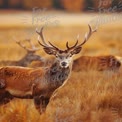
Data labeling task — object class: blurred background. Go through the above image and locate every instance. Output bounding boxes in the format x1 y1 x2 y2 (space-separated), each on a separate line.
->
0 0 121 58
0 0 122 60
0 0 121 11
0 1 122 122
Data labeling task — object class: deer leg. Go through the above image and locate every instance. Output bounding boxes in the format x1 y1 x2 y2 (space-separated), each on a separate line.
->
34 96 49 114
0 79 6 89
0 91 14 105
0 80 13 105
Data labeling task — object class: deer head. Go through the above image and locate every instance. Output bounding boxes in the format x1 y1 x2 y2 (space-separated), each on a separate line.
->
36 25 97 68
13 38 43 63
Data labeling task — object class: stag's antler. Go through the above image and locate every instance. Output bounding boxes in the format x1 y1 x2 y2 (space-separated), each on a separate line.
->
66 24 97 51
66 35 79 50
13 37 40 52
78 24 97 47
36 27 48 46
36 27 61 51
36 24 97 53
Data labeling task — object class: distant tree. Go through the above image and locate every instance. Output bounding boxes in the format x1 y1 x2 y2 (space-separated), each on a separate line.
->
60 0 85 12
8 0 23 8
53 0 63 9
23 0 53 9
0 0 3 8
0 0 9 8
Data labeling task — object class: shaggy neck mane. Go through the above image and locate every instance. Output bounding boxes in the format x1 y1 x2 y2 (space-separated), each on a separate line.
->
46 60 72 88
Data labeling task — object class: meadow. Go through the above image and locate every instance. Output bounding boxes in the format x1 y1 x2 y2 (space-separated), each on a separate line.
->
0 23 122 122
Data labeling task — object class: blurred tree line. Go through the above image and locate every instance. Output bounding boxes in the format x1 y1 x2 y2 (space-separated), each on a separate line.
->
0 0 121 12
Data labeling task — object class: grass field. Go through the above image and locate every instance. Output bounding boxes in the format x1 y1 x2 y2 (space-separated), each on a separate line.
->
0 15 122 122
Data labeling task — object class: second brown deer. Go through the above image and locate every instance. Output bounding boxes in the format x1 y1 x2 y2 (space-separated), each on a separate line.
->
0 39 44 67
72 55 121 72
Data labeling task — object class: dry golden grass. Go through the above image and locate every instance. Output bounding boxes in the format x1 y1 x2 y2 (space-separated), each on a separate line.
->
0 25 122 122
43 70 122 122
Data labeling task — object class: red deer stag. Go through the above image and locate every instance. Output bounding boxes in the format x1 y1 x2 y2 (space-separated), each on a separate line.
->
0 38 44 67
0 24 97 114
30 27 121 72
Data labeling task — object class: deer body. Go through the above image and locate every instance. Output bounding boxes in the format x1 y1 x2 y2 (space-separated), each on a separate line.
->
0 59 71 97
73 55 121 72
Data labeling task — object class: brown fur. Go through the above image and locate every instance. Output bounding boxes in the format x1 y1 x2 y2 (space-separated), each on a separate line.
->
0 57 72 113
0 66 45 97
72 55 121 72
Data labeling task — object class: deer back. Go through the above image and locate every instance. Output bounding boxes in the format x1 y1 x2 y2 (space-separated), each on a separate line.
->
72 55 121 72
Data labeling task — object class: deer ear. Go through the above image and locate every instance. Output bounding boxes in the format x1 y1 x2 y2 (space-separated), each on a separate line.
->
43 48 56 55
71 47 82 55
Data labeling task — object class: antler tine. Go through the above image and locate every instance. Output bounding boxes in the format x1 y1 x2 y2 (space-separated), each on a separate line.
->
66 42 70 49
66 35 79 50
67 40 79 50
14 37 39 53
13 37 34 52
36 27 61 51
78 24 97 47
38 40 48 48
36 27 49 47
26 39 35 48
48 41 60 51
26 39 40 52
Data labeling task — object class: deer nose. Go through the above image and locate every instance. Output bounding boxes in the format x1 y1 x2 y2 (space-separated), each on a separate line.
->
61 62 67 67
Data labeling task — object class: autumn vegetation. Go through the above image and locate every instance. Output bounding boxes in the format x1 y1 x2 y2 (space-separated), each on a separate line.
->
1 0 121 12
0 24 122 122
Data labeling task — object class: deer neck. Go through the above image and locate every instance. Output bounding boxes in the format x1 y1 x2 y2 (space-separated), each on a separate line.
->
18 54 31 67
47 60 72 88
